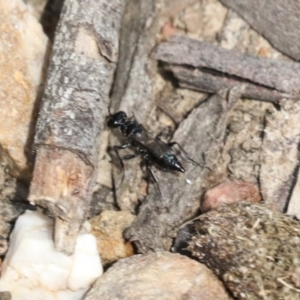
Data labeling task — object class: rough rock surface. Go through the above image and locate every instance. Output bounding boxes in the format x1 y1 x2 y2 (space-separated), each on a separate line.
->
219 0 300 60
201 180 261 212
85 252 229 300
90 210 135 266
0 210 102 300
0 0 48 180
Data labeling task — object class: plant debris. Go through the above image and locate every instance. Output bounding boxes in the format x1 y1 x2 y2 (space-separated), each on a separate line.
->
177 201 300 300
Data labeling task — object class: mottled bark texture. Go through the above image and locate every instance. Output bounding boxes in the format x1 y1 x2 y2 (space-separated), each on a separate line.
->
219 0 300 61
29 0 125 254
152 35 300 99
164 64 288 104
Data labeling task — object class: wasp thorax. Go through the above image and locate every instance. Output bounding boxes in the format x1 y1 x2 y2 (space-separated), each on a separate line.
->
107 111 127 128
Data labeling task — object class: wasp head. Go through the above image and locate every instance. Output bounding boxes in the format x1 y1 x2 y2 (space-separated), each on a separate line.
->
107 111 127 128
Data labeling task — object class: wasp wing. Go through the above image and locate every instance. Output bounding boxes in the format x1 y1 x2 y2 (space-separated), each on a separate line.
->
130 126 173 158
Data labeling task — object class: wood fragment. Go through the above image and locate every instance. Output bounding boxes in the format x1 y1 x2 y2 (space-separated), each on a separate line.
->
29 0 125 254
166 65 288 103
152 35 300 97
85 252 229 300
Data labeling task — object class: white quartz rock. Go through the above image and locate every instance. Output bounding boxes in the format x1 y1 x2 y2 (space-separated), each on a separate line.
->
0 210 103 300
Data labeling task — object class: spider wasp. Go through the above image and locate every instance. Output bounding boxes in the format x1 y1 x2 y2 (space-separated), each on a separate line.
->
108 110 203 197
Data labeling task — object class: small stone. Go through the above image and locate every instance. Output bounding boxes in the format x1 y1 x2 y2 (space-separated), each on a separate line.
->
85 252 229 300
0 221 10 238
187 202 300 299
0 210 102 300
201 180 261 212
0 0 48 181
161 21 181 40
90 210 135 266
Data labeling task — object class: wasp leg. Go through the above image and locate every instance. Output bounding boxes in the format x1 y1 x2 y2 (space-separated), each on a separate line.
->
122 153 139 160
114 143 130 169
168 142 199 166
146 163 162 198
155 131 163 140
113 143 131 186
168 142 211 170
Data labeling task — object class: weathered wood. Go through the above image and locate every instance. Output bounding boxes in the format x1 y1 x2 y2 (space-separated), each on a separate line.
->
29 146 93 253
152 35 300 96
219 0 300 61
166 65 288 103
29 0 125 254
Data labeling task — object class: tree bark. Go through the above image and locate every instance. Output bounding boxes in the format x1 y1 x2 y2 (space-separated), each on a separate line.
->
152 35 300 97
29 0 125 254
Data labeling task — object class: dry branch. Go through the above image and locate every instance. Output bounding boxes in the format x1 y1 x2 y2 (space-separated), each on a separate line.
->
29 0 125 254
152 35 300 100
165 65 288 103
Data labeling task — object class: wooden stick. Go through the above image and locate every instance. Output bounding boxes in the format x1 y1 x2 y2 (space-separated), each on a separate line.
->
166 65 289 104
152 35 300 98
29 0 125 255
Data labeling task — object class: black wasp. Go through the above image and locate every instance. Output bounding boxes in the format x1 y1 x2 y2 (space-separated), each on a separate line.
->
107 111 201 197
